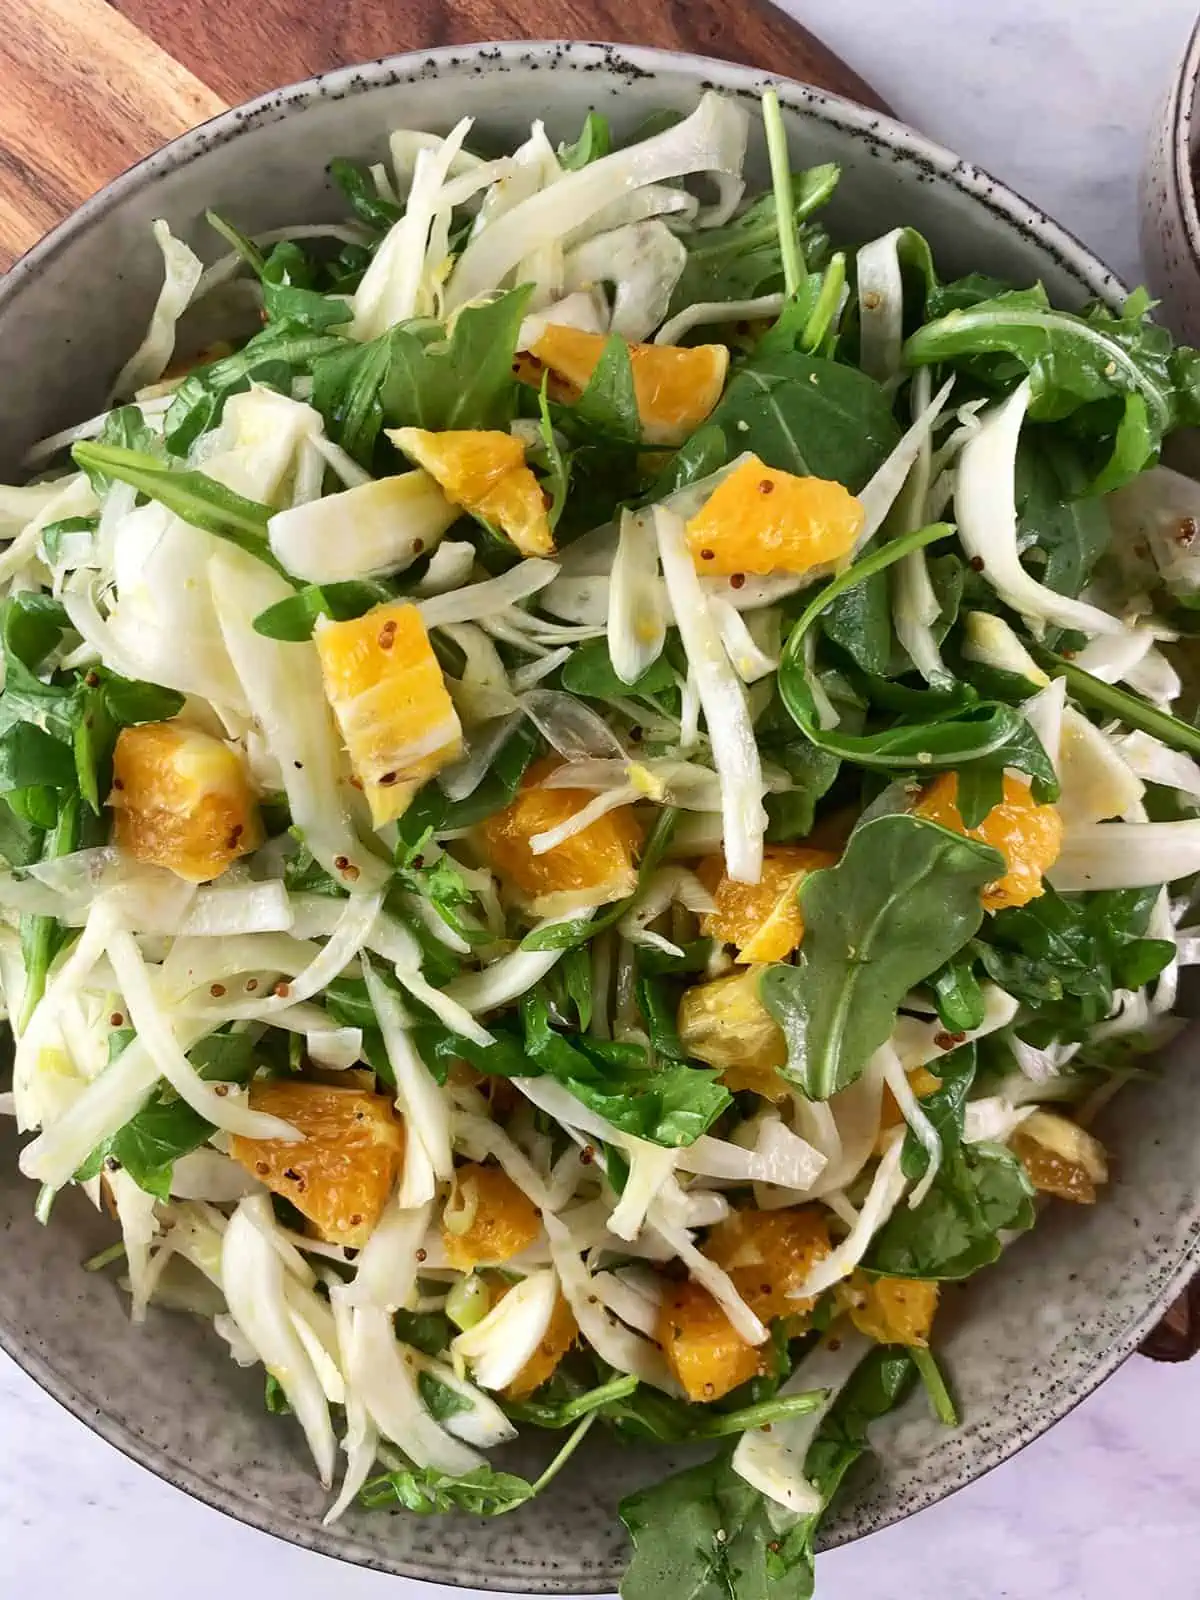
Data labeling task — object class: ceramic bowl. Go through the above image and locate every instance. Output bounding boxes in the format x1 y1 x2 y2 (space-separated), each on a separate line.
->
1143 13 1200 344
1 39 1197 1594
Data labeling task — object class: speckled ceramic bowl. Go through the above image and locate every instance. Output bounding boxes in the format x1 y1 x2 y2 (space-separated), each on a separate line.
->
1 39 1198 1594
1142 13 1200 344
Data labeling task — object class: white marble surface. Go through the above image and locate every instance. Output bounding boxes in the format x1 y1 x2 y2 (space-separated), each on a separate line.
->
5 3 1200 1597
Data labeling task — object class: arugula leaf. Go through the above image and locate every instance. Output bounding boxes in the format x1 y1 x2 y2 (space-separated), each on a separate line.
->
75 1032 257 1198
505 1371 640 1429
534 379 573 529
0 724 77 793
777 525 1059 807
669 164 839 313
77 406 162 492
252 578 395 641
561 638 678 701
164 324 346 455
866 1140 1036 1279
903 289 1200 492
1017 432 1111 603
361 1462 535 1515
18 789 80 1029
1029 643 1200 761
70 443 295 581
763 742 842 842
397 720 541 846
261 241 354 332
393 1307 455 1356
619 1348 915 1600
381 287 533 432
417 1370 474 1422
760 814 1002 1099
702 350 901 489
329 157 403 233
900 1042 976 1182
930 959 987 1032
567 334 641 445
520 989 730 1146
558 111 612 170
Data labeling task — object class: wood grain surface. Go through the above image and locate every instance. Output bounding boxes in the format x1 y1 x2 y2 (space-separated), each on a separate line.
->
0 0 887 268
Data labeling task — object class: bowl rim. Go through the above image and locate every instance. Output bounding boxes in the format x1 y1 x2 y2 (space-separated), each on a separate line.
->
1168 12 1200 275
1 35 1194 1593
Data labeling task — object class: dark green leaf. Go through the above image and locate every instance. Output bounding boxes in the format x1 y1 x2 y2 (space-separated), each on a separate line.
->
558 112 612 170
393 1307 455 1357
702 350 900 489
759 814 1002 1098
379 287 533 433
329 157 403 233
417 1370 474 1422
900 1042 976 1181
931 960 986 1032
79 406 161 491
561 639 678 700
252 578 395 641
360 1463 534 1516
0 724 77 792
165 325 346 455
568 334 641 445
867 1141 1036 1279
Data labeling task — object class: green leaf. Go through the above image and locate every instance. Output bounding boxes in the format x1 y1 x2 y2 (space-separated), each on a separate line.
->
380 287 534 433
866 1141 1036 1279
164 325 346 455
558 111 612 170
328 157 403 233
393 1307 455 1356
759 814 1002 1099
75 1031 257 1197
534 378 573 529
702 350 901 489
417 1370 474 1422
560 639 678 700
568 333 641 444
1029 643 1200 761
40 515 99 566
0 724 77 792
252 578 394 641
399 720 541 840
521 989 730 1146
70 443 295 581
505 1372 639 1429
669 163 839 313
99 674 187 727
900 1042 976 1181
903 290 1200 492
930 959 986 1031
79 406 161 492
261 241 354 332
1016 433 1111 602
18 790 80 1029
360 1463 534 1516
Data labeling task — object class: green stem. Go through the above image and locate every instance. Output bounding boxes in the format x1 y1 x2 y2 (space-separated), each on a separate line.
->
18 790 81 1031
83 1241 128 1272
912 1347 958 1426
762 89 803 298
506 1372 639 1428
784 522 955 665
695 1388 826 1438
802 252 847 353
527 1411 599 1497
1030 645 1200 759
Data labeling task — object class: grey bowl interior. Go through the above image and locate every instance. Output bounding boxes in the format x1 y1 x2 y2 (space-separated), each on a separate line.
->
1 39 1197 1595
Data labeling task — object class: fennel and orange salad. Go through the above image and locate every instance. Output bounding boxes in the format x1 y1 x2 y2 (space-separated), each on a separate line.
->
5 87 1200 1597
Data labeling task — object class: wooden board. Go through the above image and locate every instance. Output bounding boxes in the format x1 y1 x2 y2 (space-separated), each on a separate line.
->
0 0 888 268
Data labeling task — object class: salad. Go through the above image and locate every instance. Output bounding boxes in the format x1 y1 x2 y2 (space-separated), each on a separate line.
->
5 85 1200 1598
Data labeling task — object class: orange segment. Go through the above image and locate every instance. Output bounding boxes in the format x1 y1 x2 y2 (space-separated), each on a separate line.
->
441 1162 542 1269
479 755 642 914
677 967 789 1100
315 600 462 827
657 1279 764 1402
530 325 729 446
230 1081 403 1246
835 1272 940 1346
110 722 262 883
914 772 1063 910
705 1206 831 1320
389 426 553 557
685 456 864 577
1010 1111 1107 1204
697 845 837 963
503 1291 579 1400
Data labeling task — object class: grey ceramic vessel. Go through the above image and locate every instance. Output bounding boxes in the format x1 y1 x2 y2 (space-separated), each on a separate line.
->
1 38 1197 1595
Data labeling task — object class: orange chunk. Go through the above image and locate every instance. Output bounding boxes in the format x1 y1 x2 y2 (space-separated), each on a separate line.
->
230 1081 403 1246
657 1279 764 1402
685 456 864 577
677 967 788 1100
504 1291 579 1400
110 722 262 883
697 845 837 963
315 600 462 826
389 426 553 557
914 771 1062 910
835 1271 940 1347
1010 1110 1107 1204
705 1205 831 1320
441 1163 542 1269
530 325 729 446
479 755 642 915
